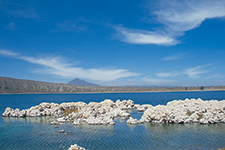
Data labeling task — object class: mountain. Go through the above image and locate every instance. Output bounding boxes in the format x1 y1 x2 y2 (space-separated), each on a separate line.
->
0 76 223 94
67 78 99 86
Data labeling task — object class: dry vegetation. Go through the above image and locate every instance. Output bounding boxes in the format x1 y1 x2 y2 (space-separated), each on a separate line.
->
1 77 225 94
186 110 193 116
63 108 79 115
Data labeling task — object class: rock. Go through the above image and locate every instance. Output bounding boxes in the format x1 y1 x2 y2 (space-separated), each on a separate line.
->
109 121 115 125
50 120 59 125
100 99 115 107
116 99 135 109
120 117 127 120
134 104 141 109
3 98 225 125
199 118 208 124
142 104 152 109
68 144 85 150
119 111 130 117
57 117 66 123
72 119 80 125
58 130 65 133
126 117 138 124
2 107 14 117
136 106 146 112
139 98 225 124
18 110 26 117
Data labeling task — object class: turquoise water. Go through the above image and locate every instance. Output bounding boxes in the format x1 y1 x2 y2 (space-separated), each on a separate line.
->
1 91 225 150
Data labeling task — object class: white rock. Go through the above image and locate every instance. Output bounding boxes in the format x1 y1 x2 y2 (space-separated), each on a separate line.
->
50 120 59 125
72 119 80 125
136 106 146 112
57 117 66 123
68 144 85 150
126 117 138 124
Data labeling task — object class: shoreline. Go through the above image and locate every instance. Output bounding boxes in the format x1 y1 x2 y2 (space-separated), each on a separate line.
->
0 89 225 95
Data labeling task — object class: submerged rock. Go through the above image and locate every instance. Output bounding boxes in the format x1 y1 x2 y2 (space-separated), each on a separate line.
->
58 130 65 133
50 120 59 125
57 117 66 123
126 117 138 124
68 144 85 150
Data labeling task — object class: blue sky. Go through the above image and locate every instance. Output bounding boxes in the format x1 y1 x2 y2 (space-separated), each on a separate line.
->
0 0 225 86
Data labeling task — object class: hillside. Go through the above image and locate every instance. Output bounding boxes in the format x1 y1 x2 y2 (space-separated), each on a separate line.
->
0 77 225 94
67 78 99 86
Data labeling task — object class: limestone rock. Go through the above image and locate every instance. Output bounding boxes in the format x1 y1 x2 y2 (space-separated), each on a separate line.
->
140 98 225 124
3 98 225 125
126 117 138 124
68 144 85 150
57 117 66 123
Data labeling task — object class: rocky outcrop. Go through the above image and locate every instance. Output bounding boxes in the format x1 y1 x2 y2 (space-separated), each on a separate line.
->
68 144 85 150
2 98 225 125
139 98 225 124
2 99 135 125
126 117 138 124
2 102 64 118
136 104 151 112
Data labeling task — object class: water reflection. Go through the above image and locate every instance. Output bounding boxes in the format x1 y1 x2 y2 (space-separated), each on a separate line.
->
143 123 225 149
1 115 225 150
143 122 225 134
2 116 53 124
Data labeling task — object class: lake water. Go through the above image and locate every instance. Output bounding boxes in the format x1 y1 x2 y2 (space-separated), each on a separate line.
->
0 91 225 150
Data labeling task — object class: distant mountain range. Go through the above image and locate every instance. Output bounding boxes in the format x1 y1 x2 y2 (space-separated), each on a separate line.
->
67 78 99 86
0 76 224 94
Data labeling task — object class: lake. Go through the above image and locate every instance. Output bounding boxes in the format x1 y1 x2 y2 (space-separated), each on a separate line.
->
0 91 225 150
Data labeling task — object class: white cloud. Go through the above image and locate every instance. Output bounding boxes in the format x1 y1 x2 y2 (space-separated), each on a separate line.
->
156 71 180 78
55 18 91 32
115 27 177 45
156 64 213 78
0 50 140 82
115 0 225 45
1 2 39 19
0 50 19 57
183 64 211 78
155 0 225 32
162 53 186 60
142 77 174 86
210 73 225 78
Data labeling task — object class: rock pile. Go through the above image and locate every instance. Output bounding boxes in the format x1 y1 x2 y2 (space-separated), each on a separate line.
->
2 98 225 125
68 144 85 150
2 102 65 117
126 117 138 124
139 98 225 124
2 99 136 125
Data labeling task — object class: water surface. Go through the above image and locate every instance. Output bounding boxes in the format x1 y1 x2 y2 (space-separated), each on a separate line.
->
1 91 225 150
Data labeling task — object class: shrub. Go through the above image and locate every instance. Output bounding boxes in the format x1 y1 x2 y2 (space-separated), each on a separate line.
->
63 108 78 115
186 110 193 116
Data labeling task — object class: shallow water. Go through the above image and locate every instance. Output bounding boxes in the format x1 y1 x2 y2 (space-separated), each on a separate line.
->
1 91 225 150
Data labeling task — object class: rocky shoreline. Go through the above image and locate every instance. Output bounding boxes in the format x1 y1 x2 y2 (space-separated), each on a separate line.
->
2 98 225 125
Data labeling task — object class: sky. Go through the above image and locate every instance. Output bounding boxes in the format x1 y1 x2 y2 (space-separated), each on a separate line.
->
0 0 225 86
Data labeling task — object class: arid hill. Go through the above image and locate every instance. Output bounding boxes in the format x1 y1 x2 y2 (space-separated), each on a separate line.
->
67 78 99 86
0 77 224 94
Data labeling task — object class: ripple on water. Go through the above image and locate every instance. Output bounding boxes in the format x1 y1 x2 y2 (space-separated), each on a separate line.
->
1 113 225 150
